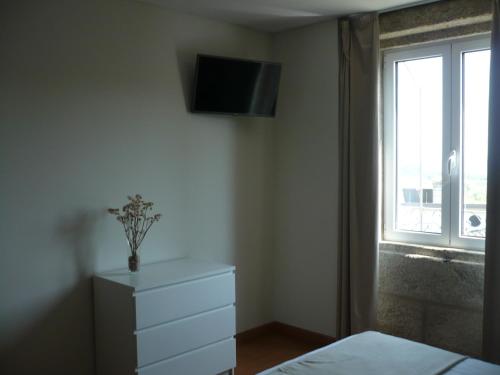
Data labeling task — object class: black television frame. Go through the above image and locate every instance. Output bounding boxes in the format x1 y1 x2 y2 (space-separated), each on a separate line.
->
190 54 282 117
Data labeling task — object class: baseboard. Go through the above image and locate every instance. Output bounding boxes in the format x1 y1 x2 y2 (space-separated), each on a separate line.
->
236 321 336 346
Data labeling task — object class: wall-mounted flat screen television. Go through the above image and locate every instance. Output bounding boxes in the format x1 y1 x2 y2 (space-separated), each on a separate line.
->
191 54 281 117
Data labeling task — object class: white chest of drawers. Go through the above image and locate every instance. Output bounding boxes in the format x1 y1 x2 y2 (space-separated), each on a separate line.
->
93 258 236 375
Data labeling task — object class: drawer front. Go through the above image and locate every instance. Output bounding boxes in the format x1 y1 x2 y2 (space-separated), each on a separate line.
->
135 272 235 329
138 338 236 375
136 305 235 366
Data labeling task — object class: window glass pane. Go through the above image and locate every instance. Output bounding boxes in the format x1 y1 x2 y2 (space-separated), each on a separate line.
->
396 57 443 233
462 49 490 238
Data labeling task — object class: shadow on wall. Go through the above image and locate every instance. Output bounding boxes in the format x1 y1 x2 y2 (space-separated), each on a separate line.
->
0 211 103 375
176 48 196 112
174 44 274 331
58 211 103 280
231 119 274 331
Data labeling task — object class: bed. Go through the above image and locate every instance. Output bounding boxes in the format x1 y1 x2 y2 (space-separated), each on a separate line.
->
258 331 500 375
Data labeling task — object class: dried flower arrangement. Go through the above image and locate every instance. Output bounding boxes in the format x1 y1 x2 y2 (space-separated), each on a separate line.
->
108 194 161 272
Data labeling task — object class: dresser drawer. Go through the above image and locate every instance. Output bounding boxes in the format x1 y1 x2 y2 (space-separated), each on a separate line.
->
136 305 235 366
137 338 235 375
135 272 235 329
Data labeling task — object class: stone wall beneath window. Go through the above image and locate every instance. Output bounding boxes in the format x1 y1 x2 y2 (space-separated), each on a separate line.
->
378 242 484 357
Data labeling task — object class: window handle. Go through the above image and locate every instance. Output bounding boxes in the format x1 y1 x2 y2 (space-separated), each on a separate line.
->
448 150 457 176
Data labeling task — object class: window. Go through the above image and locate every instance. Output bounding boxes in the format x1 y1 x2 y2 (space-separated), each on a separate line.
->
383 37 490 250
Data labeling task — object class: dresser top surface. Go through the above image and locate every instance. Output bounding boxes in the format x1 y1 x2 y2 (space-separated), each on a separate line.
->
95 257 235 291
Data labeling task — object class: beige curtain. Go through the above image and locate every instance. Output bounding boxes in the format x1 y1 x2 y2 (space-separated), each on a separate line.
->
337 14 380 338
483 0 500 365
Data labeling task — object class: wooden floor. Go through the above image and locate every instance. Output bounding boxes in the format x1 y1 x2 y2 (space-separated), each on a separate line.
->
235 330 327 375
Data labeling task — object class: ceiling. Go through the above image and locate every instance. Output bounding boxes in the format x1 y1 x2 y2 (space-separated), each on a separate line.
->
140 0 436 32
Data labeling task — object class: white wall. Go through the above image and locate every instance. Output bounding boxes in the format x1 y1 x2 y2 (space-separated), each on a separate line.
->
0 1 274 373
270 20 340 337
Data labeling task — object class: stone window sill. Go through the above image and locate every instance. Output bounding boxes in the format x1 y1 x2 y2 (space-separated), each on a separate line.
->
379 241 484 265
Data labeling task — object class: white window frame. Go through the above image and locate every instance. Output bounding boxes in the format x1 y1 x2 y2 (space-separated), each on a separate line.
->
383 36 490 251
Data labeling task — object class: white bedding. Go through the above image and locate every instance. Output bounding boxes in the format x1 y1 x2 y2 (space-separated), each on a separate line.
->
448 359 500 375
258 331 500 375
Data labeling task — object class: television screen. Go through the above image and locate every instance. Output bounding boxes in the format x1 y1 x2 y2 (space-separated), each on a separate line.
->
191 54 281 117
